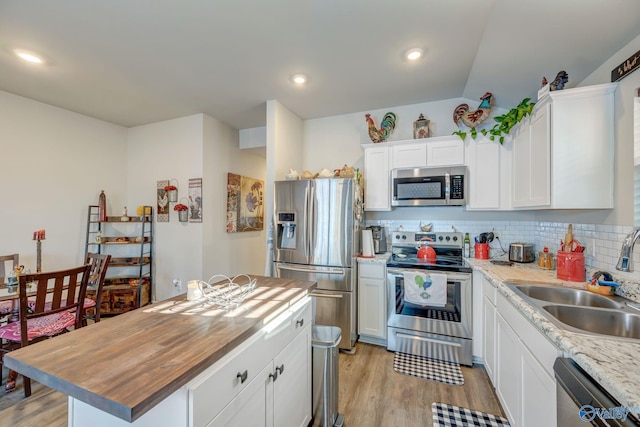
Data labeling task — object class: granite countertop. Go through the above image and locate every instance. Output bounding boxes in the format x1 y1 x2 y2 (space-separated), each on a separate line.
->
5 275 316 422
468 259 640 416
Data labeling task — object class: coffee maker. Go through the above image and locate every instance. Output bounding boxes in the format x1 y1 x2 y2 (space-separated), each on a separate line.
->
367 226 387 254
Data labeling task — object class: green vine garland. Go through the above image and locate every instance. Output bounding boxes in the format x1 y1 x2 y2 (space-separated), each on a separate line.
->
453 98 535 144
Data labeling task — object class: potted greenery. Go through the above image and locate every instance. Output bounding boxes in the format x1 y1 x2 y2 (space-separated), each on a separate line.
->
453 98 535 144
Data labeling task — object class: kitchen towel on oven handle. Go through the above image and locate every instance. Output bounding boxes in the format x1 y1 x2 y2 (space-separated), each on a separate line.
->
403 271 447 307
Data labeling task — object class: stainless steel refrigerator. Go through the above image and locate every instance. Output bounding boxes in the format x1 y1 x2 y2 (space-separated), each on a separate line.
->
273 178 361 351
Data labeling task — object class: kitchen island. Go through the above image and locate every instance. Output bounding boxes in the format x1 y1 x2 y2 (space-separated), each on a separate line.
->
5 275 315 426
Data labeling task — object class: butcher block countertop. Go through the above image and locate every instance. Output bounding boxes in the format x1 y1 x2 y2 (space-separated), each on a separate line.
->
4 275 315 423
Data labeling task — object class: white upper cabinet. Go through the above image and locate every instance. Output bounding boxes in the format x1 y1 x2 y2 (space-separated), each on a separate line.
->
512 83 617 209
363 144 391 211
391 142 427 168
390 136 464 169
466 135 512 210
425 136 465 167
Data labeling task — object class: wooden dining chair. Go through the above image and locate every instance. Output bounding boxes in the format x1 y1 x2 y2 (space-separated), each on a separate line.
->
83 253 111 324
0 254 20 317
0 264 91 397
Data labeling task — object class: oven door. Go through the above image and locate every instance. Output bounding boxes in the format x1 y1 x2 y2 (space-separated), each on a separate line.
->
387 268 472 339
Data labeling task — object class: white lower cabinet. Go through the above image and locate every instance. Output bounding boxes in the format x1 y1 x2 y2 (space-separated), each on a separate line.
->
209 325 312 427
493 291 559 427
273 327 312 427
481 278 496 382
358 262 387 344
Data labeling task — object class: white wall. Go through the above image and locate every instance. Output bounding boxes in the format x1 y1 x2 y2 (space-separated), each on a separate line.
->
0 91 127 271
127 114 204 301
202 114 267 281
265 100 304 274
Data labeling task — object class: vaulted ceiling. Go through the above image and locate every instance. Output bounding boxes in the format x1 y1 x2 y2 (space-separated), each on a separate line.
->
1 0 639 130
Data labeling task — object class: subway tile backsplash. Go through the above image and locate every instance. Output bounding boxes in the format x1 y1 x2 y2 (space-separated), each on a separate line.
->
366 219 640 286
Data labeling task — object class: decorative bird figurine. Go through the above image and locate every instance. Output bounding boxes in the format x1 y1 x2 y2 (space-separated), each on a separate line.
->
453 92 493 128
550 70 568 91
365 112 397 143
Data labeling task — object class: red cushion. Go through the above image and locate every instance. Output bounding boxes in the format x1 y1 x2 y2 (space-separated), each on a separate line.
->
83 298 96 308
0 311 76 342
0 301 14 316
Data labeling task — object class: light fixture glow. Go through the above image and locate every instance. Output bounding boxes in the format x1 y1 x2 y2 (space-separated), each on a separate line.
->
14 49 44 64
291 74 307 85
406 48 423 61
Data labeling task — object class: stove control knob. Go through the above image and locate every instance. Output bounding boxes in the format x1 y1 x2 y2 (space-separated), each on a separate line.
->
453 236 458 241
395 234 400 240
438 236 443 241
401 235 406 240
445 236 451 241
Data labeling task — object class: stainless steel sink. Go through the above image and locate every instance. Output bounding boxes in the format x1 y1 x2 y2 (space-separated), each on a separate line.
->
543 305 640 339
506 283 640 341
512 284 622 309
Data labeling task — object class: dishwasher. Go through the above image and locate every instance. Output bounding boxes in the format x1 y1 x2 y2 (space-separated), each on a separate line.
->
554 358 640 426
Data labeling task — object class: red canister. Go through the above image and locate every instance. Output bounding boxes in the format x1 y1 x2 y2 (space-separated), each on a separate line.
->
556 251 585 281
475 243 490 259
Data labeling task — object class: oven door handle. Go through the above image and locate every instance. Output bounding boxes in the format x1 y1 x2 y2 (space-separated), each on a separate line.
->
277 264 344 276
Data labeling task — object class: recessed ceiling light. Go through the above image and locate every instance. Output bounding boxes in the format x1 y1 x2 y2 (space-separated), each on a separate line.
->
291 74 307 85
14 49 44 64
405 48 423 61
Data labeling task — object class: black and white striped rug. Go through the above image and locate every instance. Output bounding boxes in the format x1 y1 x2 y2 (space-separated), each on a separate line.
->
393 352 464 386
432 402 510 427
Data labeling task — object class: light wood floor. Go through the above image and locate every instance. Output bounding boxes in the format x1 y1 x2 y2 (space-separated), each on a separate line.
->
0 342 504 427
339 342 505 427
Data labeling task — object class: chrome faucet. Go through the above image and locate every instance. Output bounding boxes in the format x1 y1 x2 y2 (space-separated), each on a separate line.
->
616 227 640 272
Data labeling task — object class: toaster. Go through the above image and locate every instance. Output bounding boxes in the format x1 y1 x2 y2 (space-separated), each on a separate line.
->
509 243 535 263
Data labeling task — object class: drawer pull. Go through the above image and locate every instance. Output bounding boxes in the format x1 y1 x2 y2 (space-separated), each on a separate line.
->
237 370 248 384
275 364 285 375
296 319 304 327
269 371 278 382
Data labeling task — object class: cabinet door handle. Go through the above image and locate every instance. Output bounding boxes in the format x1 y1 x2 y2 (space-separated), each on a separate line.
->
275 364 285 375
296 319 304 327
237 370 248 384
269 371 278 382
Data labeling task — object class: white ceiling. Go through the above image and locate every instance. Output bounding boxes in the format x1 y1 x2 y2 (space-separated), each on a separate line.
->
1 0 639 130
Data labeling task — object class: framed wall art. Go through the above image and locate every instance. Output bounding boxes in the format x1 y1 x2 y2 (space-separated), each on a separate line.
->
157 180 169 222
226 173 264 232
188 178 202 223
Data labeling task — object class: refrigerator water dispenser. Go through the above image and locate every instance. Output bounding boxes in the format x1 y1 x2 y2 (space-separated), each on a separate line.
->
276 212 297 249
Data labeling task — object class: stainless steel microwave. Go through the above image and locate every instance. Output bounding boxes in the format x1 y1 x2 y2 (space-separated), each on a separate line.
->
391 166 466 206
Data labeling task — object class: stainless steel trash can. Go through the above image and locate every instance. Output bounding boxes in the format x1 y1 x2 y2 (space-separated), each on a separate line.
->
312 325 344 427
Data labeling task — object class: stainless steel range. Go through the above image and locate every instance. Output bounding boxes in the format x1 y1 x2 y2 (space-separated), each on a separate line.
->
386 231 473 366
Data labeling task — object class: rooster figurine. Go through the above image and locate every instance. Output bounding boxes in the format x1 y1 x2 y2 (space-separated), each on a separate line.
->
453 92 493 128
365 112 396 143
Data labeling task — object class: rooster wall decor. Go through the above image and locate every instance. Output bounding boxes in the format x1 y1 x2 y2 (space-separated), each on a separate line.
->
453 92 493 128
365 112 397 143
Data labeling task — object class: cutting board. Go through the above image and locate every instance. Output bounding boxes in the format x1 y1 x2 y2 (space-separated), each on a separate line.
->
487 265 568 286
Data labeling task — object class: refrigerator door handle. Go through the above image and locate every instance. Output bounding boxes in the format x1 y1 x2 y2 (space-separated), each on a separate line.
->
308 183 316 259
309 291 344 299
303 185 309 257
276 264 345 276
